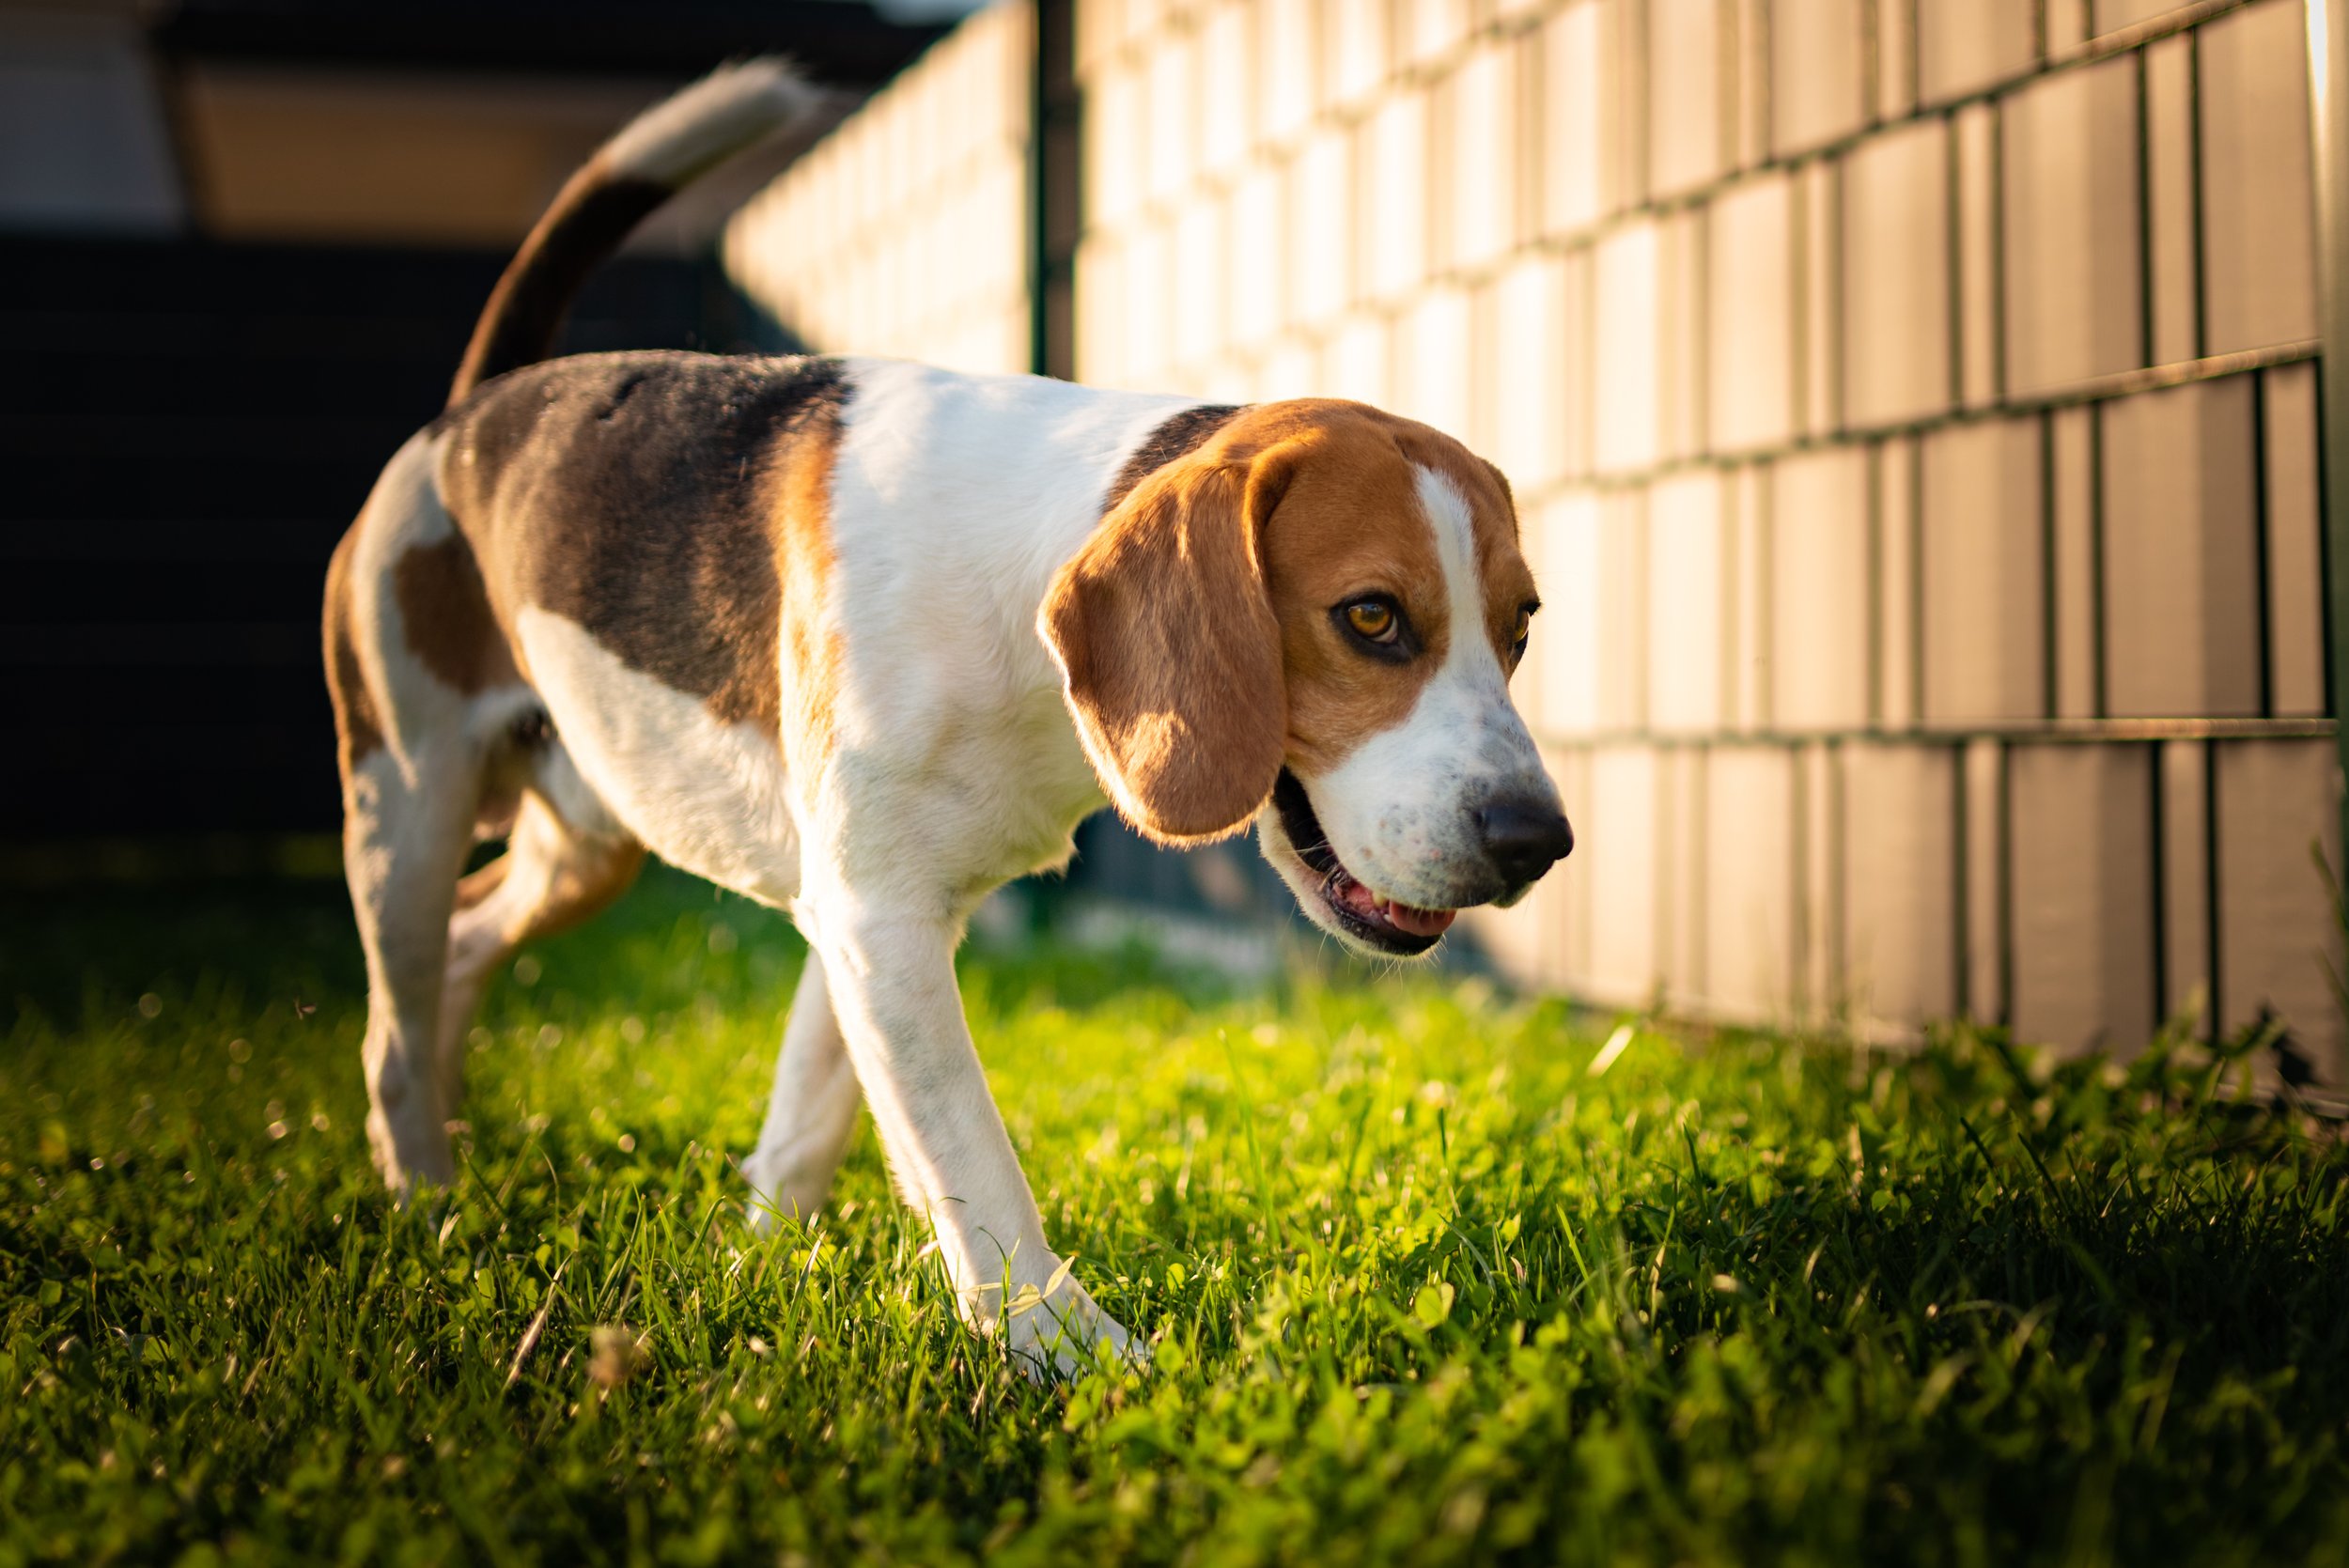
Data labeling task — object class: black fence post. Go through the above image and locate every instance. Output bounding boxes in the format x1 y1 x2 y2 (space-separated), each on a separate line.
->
2311 0 2349 883
1030 0 1079 380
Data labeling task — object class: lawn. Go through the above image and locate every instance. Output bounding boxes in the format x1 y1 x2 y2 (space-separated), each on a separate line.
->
3 868 2346 1567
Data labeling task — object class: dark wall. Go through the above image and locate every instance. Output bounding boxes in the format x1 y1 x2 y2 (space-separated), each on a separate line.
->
0 233 768 841
152 0 947 83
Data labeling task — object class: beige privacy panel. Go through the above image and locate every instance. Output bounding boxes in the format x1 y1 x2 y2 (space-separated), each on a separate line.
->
725 0 2344 1082
1071 0 2340 1077
723 2 1034 374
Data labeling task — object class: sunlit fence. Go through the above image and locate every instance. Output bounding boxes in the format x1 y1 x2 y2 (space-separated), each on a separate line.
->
725 0 2344 1086
724 4 1036 375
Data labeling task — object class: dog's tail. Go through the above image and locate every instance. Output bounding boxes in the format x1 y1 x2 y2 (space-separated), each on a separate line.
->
447 57 820 408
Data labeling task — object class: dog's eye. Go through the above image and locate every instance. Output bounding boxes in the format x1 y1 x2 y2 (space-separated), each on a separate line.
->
1344 598 1399 644
1510 601 1537 660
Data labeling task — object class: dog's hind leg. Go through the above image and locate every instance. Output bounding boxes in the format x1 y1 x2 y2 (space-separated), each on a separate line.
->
338 737 482 1194
438 788 643 1108
325 431 521 1196
741 954 863 1231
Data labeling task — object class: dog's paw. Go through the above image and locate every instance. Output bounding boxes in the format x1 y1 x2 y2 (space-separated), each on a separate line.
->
997 1272 1147 1381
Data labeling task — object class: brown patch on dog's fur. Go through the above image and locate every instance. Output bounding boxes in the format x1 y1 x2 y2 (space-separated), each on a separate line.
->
521 834 645 943
393 534 518 695
474 815 646 948
770 385 846 780
1043 398 1536 840
452 853 511 913
1044 455 1288 843
322 526 384 768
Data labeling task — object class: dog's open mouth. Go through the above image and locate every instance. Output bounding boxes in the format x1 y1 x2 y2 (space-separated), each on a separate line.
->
1271 769 1455 955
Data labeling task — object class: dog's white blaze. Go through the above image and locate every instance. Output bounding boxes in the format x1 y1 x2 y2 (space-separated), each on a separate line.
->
1301 465 1556 913
1420 464 1507 685
513 607 802 904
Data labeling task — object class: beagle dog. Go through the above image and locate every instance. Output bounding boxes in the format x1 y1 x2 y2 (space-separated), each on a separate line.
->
324 60 1572 1370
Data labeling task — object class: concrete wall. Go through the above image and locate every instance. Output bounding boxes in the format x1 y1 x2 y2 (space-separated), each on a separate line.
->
732 0 2346 1078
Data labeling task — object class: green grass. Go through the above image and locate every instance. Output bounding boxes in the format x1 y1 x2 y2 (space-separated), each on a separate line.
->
3 869 2347 1567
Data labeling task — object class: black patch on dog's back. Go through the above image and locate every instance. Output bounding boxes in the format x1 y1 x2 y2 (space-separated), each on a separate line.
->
1101 404 1244 513
441 351 851 729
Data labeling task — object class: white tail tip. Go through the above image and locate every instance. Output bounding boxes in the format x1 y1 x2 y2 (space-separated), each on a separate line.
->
600 57 821 186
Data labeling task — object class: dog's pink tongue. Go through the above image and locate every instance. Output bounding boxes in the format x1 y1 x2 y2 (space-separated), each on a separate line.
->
1387 903 1456 938
1336 877 1456 938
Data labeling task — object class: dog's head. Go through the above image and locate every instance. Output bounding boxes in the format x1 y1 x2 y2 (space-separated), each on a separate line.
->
1041 399 1571 956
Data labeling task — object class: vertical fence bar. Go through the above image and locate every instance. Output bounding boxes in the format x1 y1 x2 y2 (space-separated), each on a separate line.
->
1029 0 1078 380
1028 0 1050 379
2310 0 2349 868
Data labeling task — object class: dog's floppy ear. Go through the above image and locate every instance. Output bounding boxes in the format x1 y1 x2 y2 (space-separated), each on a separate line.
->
1040 446 1294 846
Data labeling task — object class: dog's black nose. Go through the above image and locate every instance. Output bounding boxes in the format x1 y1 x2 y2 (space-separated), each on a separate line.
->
1478 799 1573 886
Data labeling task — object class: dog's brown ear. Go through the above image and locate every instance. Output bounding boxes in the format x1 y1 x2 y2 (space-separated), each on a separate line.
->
1040 449 1292 846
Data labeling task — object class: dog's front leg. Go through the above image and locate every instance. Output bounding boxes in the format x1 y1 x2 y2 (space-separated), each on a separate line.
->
741 954 863 1230
796 893 1136 1374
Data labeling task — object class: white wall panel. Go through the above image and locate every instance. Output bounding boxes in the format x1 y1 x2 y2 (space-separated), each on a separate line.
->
1769 448 1871 730
2199 0 2317 353
2002 55 2142 394
1708 171 1797 454
1921 416 2045 724
2216 742 2346 1082
1646 474 1731 735
2009 745 2158 1055
1704 747 1799 1021
1843 118 1952 427
2101 378 2262 719
1843 744 1960 1029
